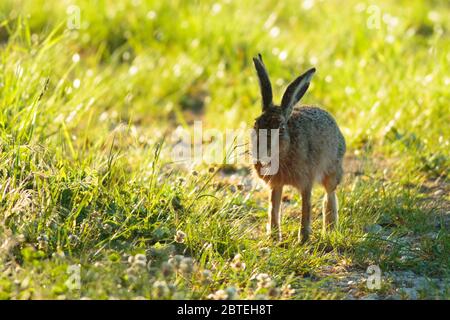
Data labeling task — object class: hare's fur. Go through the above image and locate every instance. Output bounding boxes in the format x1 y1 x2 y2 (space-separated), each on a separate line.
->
252 54 346 242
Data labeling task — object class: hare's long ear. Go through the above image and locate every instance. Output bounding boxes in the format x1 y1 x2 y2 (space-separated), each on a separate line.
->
253 54 273 111
281 67 316 118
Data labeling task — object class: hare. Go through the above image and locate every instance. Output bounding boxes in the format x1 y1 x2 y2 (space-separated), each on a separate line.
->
251 54 346 242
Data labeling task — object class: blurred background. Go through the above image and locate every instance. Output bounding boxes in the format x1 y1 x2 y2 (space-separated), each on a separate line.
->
1 0 448 151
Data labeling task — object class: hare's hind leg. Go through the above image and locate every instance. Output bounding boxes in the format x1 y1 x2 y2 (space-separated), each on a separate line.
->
322 190 338 232
268 186 283 241
322 169 342 232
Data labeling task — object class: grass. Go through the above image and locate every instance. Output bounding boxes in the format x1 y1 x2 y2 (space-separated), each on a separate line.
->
0 0 449 299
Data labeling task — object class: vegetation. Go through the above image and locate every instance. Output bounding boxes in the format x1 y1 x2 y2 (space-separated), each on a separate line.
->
0 0 448 299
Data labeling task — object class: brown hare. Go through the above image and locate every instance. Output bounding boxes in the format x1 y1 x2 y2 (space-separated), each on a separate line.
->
251 54 346 242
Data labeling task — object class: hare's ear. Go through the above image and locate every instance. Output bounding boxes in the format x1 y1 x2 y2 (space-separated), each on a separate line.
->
253 54 273 111
281 67 316 118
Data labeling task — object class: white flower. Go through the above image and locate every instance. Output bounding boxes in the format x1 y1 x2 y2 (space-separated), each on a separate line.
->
281 284 295 298
226 287 238 300
153 280 169 298
201 269 212 284
168 255 184 269
207 289 228 300
179 257 194 274
68 234 79 245
230 254 246 271
255 273 274 288
130 253 147 269
174 230 186 243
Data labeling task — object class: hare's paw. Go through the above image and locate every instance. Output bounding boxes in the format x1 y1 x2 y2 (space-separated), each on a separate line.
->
266 224 282 242
298 227 311 244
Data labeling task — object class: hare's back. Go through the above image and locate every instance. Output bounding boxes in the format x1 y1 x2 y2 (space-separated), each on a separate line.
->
288 106 346 160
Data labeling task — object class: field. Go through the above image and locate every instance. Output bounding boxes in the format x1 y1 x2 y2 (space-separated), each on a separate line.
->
0 0 449 299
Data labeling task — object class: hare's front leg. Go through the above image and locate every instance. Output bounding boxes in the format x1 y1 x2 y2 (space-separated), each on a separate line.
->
267 186 283 241
299 188 312 243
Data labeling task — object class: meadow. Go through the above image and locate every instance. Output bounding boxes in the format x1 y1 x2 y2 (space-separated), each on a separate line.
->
0 0 448 299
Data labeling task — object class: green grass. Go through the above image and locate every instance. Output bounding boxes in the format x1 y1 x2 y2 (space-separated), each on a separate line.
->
0 0 449 299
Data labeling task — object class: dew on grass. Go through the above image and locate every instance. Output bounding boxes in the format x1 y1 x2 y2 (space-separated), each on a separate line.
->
385 34 395 44
72 53 80 63
264 13 277 30
15 64 23 77
129 65 138 76
122 51 131 61
146 11 156 20
173 64 181 77
354 3 366 13
383 14 400 28
309 56 318 65
191 38 200 48
211 3 222 15
278 50 288 61
345 86 355 96
423 74 433 85
334 59 344 68
427 11 440 23
302 0 315 11
73 79 80 89
269 26 280 38
275 78 284 86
